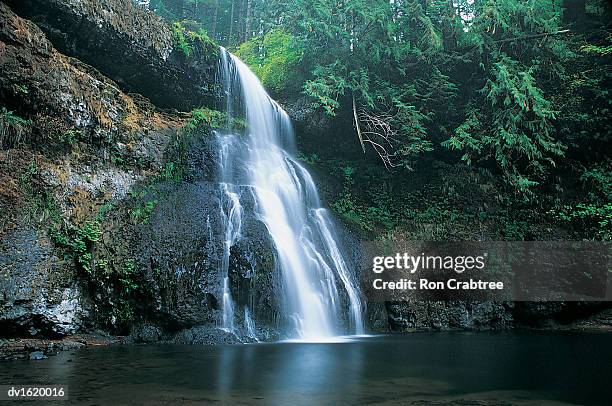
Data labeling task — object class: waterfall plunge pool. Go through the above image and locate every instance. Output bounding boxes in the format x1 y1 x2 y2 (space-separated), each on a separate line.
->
2 331 610 405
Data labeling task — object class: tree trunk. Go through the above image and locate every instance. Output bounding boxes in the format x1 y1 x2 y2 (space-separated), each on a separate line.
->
211 0 219 39
228 0 235 44
443 0 457 50
176 0 185 19
245 0 253 40
353 94 366 153
237 0 245 42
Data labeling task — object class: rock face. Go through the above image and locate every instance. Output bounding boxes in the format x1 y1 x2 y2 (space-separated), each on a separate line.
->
0 226 90 337
0 1 183 155
4 0 220 111
0 1 180 338
384 300 612 331
386 301 514 331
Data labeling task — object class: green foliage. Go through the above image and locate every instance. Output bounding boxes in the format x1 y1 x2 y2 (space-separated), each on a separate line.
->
186 107 227 131
0 107 32 149
50 220 102 274
110 145 126 166
185 107 246 134
20 167 106 276
130 199 159 225
118 260 140 293
549 203 612 240
235 29 304 93
331 165 371 229
580 161 612 200
297 152 320 165
158 161 183 182
580 43 612 56
96 202 114 221
171 21 217 58
59 129 84 146
441 1 570 191
303 62 349 116
73 221 102 273
331 165 396 232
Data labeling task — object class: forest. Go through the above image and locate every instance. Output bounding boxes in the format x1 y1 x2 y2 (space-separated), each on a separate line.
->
136 0 612 241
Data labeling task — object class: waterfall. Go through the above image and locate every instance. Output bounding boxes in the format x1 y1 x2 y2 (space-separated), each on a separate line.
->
216 47 364 340
244 307 259 342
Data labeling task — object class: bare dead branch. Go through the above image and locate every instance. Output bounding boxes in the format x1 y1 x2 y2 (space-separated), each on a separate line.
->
353 108 402 170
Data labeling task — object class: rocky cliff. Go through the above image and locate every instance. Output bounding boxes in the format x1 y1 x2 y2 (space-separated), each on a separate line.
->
0 0 181 338
4 0 220 111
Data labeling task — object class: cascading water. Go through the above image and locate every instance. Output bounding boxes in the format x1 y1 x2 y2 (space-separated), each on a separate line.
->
218 135 242 332
216 47 364 340
244 308 259 342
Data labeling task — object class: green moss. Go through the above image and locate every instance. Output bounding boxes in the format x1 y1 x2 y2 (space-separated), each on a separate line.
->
96 202 114 221
185 107 227 131
130 199 159 225
297 152 321 165
184 107 247 133
171 21 218 59
234 29 303 94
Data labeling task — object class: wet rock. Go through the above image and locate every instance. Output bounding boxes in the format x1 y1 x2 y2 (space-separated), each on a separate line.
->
0 225 90 337
513 302 612 328
96 146 281 333
29 350 47 360
4 0 220 111
0 335 117 360
0 3 192 339
0 2 184 156
171 325 243 345
366 302 389 332
386 301 514 331
130 324 163 343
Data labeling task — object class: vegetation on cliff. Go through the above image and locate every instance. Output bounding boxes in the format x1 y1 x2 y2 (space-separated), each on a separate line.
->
145 0 611 240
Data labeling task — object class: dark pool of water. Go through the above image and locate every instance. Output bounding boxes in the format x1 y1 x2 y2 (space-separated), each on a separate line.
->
1 332 611 405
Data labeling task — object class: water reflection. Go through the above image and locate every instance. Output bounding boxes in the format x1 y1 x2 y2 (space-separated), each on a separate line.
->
1 333 610 405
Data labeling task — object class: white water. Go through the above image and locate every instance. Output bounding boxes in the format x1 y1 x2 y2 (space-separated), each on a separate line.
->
244 307 259 342
218 135 242 332
217 48 364 340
